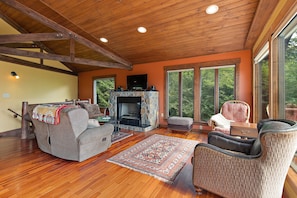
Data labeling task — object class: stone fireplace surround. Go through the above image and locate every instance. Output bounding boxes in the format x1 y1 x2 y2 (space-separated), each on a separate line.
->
109 91 159 132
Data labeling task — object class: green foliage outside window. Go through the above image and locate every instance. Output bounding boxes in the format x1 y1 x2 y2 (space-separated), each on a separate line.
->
285 32 297 107
168 70 194 117
260 56 269 119
96 78 115 108
200 69 215 121
182 71 194 117
200 67 235 122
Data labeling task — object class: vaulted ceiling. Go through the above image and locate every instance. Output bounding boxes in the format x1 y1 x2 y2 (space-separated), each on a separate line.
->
0 0 279 75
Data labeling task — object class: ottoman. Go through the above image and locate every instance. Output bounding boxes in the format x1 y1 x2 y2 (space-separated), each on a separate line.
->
167 116 193 132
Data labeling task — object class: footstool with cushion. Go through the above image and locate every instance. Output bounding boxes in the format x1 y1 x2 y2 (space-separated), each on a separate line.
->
167 116 193 132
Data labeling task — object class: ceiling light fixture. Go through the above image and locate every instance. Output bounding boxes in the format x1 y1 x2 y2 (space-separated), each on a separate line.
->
137 27 147 33
206 4 219 15
100 37 108 43
11 71 19 79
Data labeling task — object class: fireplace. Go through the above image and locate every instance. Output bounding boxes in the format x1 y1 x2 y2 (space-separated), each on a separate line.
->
117 96 141 126
109 91 159 132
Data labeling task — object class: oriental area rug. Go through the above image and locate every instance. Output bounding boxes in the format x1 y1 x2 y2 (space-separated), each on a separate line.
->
111 132 133 144
107 134 198 183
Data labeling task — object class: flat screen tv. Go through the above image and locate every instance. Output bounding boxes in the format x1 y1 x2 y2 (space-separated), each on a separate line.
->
127 74 148 91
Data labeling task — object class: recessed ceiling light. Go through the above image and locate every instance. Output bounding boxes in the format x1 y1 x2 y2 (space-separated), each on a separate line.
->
137 27 147 33
100 37 108 43
206 4 219 15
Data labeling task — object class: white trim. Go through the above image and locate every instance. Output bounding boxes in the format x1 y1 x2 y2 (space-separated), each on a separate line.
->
272 9 297 40
254 42 269 64
93 80 97 104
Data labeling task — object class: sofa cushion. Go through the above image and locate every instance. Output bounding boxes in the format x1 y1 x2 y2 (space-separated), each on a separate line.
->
79 103 102 118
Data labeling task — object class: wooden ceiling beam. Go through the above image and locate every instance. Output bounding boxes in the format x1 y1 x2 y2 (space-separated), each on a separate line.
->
0 46 131 69
0 43 39 48
1 0 132 69
0 33 69 44
244 0 279 48
0 10 79 73
0 54 77 76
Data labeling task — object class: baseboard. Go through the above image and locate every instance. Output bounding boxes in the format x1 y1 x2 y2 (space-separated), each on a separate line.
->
0 128 21 137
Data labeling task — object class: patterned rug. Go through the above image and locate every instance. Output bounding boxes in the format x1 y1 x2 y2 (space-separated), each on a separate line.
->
111 132 133 144
107 134 198 183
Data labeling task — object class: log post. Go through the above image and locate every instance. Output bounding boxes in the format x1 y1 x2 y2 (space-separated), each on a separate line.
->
21 101 29 139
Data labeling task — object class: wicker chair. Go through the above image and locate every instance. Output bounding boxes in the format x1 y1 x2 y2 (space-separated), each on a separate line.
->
208 100 250 134
193 119 297 198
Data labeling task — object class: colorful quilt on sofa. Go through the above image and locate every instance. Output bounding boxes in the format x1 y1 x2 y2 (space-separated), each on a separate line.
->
32 104 67 125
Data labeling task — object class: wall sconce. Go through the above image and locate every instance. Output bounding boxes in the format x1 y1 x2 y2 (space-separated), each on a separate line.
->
11 71 20 79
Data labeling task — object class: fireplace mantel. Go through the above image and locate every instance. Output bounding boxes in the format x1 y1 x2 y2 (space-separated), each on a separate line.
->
109 91 159 132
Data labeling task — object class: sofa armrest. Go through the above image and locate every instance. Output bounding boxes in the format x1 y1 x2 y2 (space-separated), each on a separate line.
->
78 123 114 144
208 132 255 154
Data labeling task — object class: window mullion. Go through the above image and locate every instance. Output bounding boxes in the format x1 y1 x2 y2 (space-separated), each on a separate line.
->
214 69 219 113
178 72 183 116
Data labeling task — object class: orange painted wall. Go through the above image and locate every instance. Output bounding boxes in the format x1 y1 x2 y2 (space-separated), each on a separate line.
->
78 50 252 125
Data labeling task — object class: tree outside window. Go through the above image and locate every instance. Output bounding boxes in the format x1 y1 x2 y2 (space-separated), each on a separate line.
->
254 46 269 121
284 29 297 120
94 77 115 108
167 69 194 117
200 66 235 122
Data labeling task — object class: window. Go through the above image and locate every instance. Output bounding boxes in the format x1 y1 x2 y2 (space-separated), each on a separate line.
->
277 15 297 121
200 65 235 122
93 76 115 108
254 43 269 121
165 60 239 122
167 69 194 117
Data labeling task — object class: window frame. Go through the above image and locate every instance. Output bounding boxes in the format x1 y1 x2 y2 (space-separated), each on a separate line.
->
200 64 236 116
253 42 270 122
270 11 297 119
167 68 195 117
93 75 116 106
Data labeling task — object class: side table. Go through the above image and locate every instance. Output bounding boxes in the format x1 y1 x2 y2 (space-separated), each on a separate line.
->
97 116 120 136
97 116 113 124
230 122 258 138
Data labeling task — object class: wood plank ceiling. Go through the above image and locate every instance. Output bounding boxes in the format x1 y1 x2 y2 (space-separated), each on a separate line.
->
0 0 279 75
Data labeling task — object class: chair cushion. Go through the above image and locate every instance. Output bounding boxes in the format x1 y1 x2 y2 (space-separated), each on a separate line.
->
222 102 248 122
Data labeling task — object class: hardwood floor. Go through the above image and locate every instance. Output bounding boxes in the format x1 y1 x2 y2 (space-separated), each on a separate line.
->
0 128 221 198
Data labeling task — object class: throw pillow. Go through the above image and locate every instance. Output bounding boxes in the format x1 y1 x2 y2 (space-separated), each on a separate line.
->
79 103 102 118
87 119 100 128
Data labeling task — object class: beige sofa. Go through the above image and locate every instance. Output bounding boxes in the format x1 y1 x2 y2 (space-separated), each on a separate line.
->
28 105 114 162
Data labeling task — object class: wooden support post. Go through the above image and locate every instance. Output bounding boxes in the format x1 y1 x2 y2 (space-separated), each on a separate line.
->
21 101 29 139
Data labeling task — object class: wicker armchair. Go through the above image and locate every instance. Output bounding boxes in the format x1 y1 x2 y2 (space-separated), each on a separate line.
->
193 119 297 198
208 100 250 134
